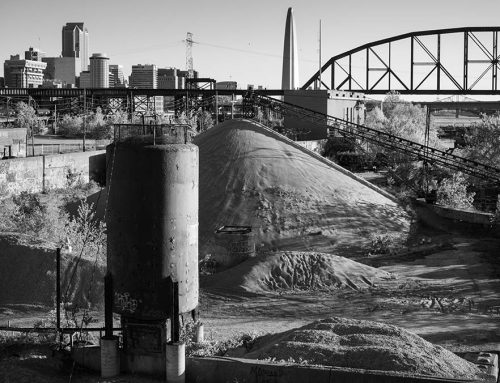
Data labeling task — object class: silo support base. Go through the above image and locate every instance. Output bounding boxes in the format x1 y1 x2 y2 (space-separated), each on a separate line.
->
166 342 185 383
195 322 204 343
101 336 120 378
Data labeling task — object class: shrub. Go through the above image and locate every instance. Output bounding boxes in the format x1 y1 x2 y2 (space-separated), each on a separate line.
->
11 192 47 235
58 114 84 137
436 172 475 210
368 232 401 255
64 200 106 263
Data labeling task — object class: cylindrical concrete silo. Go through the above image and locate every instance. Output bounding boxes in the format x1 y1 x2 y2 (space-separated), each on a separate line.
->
106 133 198 321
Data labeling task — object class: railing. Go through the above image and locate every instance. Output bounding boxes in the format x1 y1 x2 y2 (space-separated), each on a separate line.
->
113 123 195 144
29 143 102 156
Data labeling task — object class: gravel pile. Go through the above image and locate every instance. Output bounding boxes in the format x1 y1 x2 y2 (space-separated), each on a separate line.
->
204 251 392 293
239 317 482 379
194 119 410 256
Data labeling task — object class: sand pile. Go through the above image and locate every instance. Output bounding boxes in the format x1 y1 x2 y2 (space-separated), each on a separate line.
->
233 317 481 379
203 251 392 293
194 120 410 256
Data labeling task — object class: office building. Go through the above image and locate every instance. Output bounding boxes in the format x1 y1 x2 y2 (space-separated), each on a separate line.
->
158 67 185 89
109 64 125 87
79 71 91 88
178 69 198 80
216 81 237 90
25 47 45 62
42 57 80 87
130 64 157 88
62 22 89 72
89 53 109 88
4 54 46 88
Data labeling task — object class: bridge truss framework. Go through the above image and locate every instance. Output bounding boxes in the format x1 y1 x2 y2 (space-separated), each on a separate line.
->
302 27 500 95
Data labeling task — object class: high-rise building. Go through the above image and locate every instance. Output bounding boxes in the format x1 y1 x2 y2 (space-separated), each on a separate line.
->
79 71 91 88
216 81 237 90
62 22 89 72
89 53 109 88
158 67 184 89
109 64 125 87
4 54 46 88
178 70 198 80
130 64 157 88
42 57 80 87
25 47 45 62
282 7 299 90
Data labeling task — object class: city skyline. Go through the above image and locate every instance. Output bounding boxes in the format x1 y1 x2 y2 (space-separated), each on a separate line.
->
1 0 500 91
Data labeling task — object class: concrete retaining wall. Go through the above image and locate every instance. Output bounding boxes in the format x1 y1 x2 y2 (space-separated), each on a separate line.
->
187 357 474 383
0 150 106 197
414 199 495 228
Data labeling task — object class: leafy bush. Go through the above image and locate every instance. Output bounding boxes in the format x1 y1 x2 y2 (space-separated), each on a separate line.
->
199 254 217 275
10 192 47 235
58 114 84 137
436 172 475 210
181 321 262 357
65 200 106 263
368 232 402 255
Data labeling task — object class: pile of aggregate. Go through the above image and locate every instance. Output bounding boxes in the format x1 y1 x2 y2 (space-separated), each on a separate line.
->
203 251 392 293
235 317 483 380
193 119 410 256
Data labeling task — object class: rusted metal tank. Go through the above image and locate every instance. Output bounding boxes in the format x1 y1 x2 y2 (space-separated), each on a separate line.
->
213 225 255 268
106 127 198 320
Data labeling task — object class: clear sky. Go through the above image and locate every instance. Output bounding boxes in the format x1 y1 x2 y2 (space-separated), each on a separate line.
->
1 0 500 91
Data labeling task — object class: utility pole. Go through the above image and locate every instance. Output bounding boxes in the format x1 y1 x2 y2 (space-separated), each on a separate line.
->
53 104 57 134
186 32 194 79
83 89 86 152
28 96 34 156
318 19 322 90
6 97 10 125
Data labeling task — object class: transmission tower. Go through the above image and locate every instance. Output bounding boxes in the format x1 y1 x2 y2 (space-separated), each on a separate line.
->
185 32 194 79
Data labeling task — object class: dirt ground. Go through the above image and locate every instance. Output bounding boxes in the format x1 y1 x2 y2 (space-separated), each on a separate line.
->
1 120 499 380
197 230 500 354
1 227 499 382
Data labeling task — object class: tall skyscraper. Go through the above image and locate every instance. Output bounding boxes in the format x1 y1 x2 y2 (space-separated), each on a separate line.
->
281 7 299 90
158 68 185 89
109 64 125 87
89 53 109 88
130 64 157 88
42 57 80 87
62 22 89 72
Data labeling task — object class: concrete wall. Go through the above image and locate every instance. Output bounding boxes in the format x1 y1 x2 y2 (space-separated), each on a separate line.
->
0 150 106 197
0 127 27 157
414 199 495 229
187 357 474 383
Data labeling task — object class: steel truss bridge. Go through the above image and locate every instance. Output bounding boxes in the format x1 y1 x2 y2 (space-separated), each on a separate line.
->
302 27 500 95
0 88 284 117
1 87 499 184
